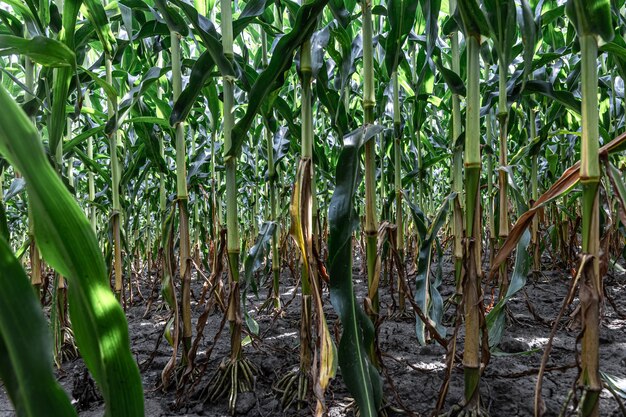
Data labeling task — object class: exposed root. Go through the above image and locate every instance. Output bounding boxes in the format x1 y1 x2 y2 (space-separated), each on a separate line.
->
388 310 414 321
272 368 308 410
60 340 79 362
72 369 102 411
343 398 390 417
56 328 78 364
202 356 258 414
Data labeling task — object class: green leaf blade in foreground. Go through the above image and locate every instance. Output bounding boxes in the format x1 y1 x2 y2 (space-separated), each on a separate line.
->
328 125 383 417
0 235 77 417
0 84 144 417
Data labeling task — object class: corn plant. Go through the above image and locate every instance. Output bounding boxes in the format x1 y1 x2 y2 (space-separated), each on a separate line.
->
1 1 626 417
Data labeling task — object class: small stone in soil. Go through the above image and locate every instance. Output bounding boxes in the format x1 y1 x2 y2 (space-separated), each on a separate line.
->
192 402 204 415
235 392 256 415
600 328 615 345
419 343 440 356
499 337 530 353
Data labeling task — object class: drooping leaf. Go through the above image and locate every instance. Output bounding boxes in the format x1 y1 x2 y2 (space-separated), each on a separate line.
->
328 124 384 417
491 131 626 274
522 80 581 114
170 50 215 125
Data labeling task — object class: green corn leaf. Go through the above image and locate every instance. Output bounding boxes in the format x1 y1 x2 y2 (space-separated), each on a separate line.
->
518 0 537 88
244 221 276 296
414 194 453 345
2 0 43 35
601 372 626 399
0 35 75 67
0 9 25 36
522 80 581 114
485 171 532 348
49 0 81 161
328 0 350 28
605 161 626 228
487 229 531 347
233 0 271 36
194 0 208 14
154 0 189 35
80 67 117 103
566 0 614 44
421 0 442 65
0 83 144 417
170 49 215 125
105 66 169 135
483 0 517 66
0 235 77 417
228 0 329 158
167 0 234 77
457 0 490 39
38 0 49 26
328 124 383 417
82 0 116 55
383 0 418 75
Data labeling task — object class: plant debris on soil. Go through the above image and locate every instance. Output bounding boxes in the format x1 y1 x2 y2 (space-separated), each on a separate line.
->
1 256 626 417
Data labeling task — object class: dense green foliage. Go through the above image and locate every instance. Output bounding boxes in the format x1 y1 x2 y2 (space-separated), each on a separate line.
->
0 0 626 416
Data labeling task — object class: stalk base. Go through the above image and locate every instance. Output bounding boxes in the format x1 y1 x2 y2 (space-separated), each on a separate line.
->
202 356 258 415
272 368 309 410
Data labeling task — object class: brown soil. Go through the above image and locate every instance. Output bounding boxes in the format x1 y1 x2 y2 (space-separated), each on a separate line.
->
1 257 625 417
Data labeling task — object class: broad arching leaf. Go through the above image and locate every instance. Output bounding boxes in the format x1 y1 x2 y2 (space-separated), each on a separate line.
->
0 35 75 67
0 83 144 417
